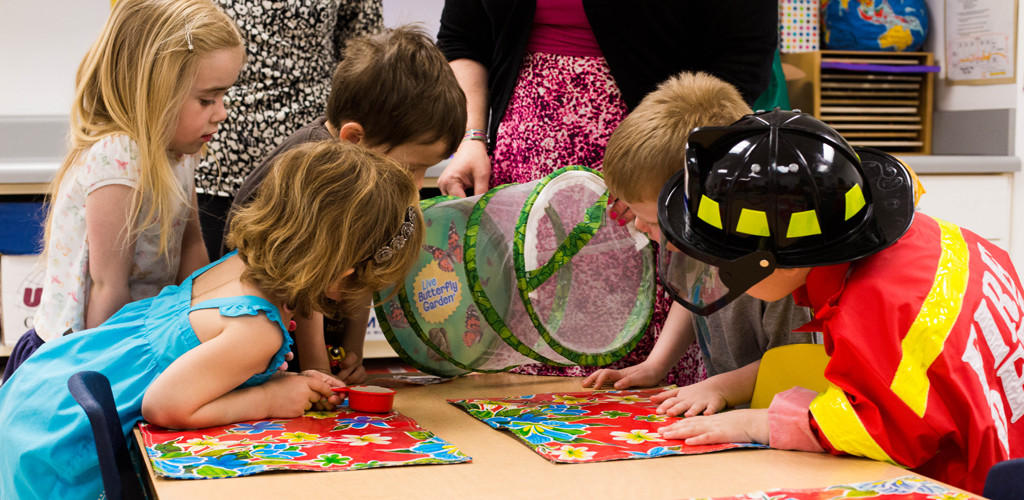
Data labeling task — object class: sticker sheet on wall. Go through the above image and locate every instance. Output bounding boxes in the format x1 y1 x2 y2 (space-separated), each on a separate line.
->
375 167 655 376
781 0 819 53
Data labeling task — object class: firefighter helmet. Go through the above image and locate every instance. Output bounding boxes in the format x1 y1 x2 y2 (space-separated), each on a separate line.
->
657 109 915 315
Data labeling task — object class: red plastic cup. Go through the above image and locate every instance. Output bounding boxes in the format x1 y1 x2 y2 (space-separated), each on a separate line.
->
332 385 396 413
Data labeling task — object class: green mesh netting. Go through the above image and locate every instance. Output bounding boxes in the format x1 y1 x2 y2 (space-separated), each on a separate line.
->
374 167 654 376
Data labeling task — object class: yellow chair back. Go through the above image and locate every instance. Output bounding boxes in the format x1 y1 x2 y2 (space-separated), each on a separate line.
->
750 343 831 409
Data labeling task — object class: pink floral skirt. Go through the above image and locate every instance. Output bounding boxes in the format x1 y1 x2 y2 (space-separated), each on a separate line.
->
498 52 705 386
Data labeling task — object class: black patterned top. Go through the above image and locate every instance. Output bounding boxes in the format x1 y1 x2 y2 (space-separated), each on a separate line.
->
197 0 383 197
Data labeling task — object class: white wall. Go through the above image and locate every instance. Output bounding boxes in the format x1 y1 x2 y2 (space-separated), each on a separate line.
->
382 0 443 36
924 0 1019 111
11 0 1015 114
1013 1 1024 272
0 0 109 116
0 0 445 118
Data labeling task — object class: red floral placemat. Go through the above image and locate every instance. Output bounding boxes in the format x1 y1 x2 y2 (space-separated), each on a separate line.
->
686 475 976 499
448 387 765 463
139 408 470 479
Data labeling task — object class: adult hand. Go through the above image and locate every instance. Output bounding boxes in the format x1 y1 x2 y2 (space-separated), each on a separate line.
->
438 140 491 198
656 408 770 445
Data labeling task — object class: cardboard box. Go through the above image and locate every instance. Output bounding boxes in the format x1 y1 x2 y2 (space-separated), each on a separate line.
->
1 254 45 346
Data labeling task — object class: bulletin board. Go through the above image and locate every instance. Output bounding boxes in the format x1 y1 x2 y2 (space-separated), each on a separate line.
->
945 0 1018 85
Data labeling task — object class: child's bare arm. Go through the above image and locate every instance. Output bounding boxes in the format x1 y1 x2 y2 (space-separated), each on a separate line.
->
296 296 369 384
141 313 332 429
176 190 211 283
583 302 696 389
334 294 371 385
85 184 136 329
651 360 760 417
294 311 331 374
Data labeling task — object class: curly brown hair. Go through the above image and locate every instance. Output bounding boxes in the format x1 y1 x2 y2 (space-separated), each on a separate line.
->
226 140 423 318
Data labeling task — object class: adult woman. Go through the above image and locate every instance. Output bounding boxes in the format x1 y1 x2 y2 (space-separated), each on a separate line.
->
196 0 383 259
436 0 778 385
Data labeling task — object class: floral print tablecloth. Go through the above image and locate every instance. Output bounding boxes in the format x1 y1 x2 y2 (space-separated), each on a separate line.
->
688 475 976 499
448 387 765 463
139 408 470 479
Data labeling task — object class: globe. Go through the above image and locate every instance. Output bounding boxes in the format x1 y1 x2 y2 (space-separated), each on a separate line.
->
822 0 929 52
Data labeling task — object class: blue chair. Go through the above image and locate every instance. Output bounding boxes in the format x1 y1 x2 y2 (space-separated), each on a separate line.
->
67 371 147 500
984 458 1024 500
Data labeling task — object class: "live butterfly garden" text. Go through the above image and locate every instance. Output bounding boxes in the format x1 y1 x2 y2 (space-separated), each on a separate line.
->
418 278 460 312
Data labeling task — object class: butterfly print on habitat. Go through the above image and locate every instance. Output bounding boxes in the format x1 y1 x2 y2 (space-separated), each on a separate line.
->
423 221 464 272
463 304 482 347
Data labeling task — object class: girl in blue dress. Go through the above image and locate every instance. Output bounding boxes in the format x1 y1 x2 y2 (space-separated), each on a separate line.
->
0 140 424 500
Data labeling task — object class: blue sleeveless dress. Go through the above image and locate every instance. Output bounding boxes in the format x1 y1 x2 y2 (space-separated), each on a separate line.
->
0 252 293 500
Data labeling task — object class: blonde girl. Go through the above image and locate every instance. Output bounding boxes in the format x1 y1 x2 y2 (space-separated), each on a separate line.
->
0 140 424 500
3 0 245 381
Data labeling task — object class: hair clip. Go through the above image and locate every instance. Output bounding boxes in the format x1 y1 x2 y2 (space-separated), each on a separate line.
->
185 21 195 52
374 206 417 264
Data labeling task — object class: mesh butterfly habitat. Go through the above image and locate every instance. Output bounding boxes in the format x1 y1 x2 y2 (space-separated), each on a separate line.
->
373 166 657 377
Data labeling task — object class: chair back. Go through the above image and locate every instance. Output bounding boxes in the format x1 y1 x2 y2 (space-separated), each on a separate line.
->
68 370 147 500
750 343 830 409
984 457 1024 500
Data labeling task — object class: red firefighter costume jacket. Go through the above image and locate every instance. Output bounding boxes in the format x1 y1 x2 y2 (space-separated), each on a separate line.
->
790 213 1024 493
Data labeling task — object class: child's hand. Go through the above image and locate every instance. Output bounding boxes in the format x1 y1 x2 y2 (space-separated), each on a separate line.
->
300 370 346 410
276 350 295 372
657 408 769 445
582 362 663 389
651 382 728 417
333 351 367 385
260 372 334 418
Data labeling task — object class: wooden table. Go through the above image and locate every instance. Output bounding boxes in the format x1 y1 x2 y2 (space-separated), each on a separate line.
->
136 373 959 500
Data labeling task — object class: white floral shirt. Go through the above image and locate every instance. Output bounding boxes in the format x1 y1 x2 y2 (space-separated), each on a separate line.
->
33 134 196 341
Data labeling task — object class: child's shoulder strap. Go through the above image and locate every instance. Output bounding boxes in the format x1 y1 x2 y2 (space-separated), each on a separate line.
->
184 250 238 284
189 295 287 332
189 294 294 387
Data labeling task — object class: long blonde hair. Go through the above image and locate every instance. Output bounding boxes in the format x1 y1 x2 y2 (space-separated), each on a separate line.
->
44 0 243 258
227 141 424 318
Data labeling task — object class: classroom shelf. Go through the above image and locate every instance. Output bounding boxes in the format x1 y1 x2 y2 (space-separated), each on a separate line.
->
782 50 936 155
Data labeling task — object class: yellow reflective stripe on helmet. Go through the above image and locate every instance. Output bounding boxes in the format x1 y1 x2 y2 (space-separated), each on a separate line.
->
890 218 969 417
736 208 770 236
787 210 822 238
697 195 723 229
845 184 866 221
810 385 901 466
